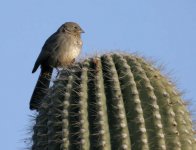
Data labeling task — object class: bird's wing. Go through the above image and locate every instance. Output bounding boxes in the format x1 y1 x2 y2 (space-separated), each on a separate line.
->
32 32 59 73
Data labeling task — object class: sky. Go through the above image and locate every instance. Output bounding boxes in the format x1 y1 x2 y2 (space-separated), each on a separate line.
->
0 0 195 149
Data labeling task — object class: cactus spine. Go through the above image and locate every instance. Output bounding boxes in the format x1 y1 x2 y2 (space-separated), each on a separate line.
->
31 53 196 150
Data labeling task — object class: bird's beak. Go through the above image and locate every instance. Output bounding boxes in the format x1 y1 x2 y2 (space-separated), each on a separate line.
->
80 29 85 33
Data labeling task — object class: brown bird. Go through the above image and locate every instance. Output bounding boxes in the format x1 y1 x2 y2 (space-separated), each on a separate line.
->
30 22 84 110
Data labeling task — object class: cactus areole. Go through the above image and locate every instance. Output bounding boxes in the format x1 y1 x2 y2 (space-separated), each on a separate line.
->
31 53 195 150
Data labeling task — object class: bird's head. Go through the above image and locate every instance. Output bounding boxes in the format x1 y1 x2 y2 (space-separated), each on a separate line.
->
58 22 84 35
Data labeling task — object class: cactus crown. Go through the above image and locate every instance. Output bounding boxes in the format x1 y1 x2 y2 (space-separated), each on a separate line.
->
32 53 196 150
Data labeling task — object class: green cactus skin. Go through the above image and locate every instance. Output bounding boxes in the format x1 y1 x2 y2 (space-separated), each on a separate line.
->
31 53 196 150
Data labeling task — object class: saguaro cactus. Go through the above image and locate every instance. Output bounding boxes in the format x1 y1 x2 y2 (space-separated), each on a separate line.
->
31 53 196 150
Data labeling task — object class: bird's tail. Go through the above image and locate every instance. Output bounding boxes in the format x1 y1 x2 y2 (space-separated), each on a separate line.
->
29 67 53 110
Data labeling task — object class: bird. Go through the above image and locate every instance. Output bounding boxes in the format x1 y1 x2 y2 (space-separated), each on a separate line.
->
29 22 84 110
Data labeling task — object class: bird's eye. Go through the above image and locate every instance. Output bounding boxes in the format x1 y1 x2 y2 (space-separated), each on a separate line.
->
74 26 78 29
62 27 66 32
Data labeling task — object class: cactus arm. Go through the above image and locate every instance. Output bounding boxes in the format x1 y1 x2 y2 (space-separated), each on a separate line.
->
30 53 196 150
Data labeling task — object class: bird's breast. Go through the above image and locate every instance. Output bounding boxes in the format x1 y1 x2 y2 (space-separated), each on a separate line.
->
56 37 82 67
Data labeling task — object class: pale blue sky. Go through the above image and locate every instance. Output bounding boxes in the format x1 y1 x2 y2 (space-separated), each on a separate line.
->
0 1 195 149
